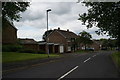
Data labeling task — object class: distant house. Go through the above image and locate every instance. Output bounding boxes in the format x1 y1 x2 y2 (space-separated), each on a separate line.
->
80 40 101 51
2 19 17 44
45 28 78 53
19 38 39 51
88 40 101 51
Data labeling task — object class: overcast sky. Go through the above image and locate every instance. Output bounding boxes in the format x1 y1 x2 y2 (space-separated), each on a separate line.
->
14 1 109 41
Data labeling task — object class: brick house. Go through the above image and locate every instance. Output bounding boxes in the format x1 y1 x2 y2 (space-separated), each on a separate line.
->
2 19 17 44
45 28 78 53
90 40 101 51
38 41 64 54
19 38 39 51
79 40 101 51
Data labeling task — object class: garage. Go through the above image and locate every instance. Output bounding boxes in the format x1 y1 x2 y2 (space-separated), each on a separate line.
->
59 45 64 53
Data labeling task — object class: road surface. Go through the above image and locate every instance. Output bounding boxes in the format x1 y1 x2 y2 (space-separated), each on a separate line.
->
3 51 119 79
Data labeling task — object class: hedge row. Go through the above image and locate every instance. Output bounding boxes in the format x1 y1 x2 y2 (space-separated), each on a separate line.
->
2 44 45 54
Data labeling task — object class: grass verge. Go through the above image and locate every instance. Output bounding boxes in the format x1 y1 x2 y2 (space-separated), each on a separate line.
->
2 52 60 63
111 52 120 71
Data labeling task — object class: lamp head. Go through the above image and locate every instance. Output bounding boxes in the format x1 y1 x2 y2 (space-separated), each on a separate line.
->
47 9 51 12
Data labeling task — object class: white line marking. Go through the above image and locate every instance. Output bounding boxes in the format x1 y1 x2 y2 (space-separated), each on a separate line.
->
84 57 91 63
57 66 79 80
92 55 96 57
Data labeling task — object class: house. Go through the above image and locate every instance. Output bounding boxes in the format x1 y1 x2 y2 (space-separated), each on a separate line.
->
19 38 39 51
77 39 101 51
45 28 78 53
90 40 101 51
80 40 101 51
2 19 17 44
38 41 64 53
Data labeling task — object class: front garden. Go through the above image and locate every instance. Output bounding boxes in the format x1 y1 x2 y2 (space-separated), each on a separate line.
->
2 52 60 63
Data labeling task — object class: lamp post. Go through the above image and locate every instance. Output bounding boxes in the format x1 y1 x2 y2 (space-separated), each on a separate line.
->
46 9 51 58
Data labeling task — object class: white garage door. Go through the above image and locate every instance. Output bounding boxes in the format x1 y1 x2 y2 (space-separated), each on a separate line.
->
68 46 71 51
60 45 64 53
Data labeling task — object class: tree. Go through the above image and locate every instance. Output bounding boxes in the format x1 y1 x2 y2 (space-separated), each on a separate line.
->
78 2 120 49
2 2 30 25
42 30 53 41
77 31 93 50
100 38 117 50
100 38 108 50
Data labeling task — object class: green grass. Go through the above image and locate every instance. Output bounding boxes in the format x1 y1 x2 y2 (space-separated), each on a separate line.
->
2 52 60 63
111 52 120 68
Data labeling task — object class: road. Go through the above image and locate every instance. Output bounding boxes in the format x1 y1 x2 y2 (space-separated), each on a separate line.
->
2 51 119 79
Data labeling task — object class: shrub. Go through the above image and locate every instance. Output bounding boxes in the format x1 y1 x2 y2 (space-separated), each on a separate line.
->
2 44 23 52
19 49 36 53
37 50 46 54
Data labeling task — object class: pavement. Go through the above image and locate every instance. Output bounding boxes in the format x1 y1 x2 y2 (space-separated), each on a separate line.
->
2 51 120 79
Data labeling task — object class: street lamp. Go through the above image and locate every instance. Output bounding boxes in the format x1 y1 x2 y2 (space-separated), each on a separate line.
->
46 9 51 58
47 9 51 32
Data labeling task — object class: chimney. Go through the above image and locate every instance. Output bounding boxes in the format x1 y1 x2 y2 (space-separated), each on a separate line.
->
67 29 69 32
58 27 60 30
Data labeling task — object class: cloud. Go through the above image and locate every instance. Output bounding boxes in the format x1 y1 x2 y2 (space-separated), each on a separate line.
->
14 19 46 29
50 2 74 15
20 9 44 21
19 3 46 21
14 2 109 41
17 26 45 41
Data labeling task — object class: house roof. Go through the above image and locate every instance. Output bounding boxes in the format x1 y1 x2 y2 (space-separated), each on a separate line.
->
47 28 78 39
19 38 37 44
38 42 63 45
57 29 78 38
38 42 54 45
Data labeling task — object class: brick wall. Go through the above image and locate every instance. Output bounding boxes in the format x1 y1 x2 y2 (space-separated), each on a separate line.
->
23 44 39 51
90 42 100 51
47 31 67 52
2 22 17 44
47 31 66 44
47 30 78 52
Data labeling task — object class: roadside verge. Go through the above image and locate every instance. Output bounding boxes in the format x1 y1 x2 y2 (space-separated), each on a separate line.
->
111 51 120 76
2 52 90 74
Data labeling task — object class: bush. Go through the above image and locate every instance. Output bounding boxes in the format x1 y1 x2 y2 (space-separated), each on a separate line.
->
2 44 23 52
19 49 37 53
37 50 46 54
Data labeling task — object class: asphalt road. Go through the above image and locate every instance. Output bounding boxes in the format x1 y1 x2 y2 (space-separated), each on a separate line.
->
2 51 119 79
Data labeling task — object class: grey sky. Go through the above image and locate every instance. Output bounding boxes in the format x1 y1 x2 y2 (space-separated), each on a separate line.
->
14 2 109 41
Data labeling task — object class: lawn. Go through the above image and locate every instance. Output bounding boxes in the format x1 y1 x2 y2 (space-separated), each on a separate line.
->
111 52 120 68
2 52 60 63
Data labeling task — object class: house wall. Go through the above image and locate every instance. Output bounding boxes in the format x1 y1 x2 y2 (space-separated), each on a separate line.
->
23 44 39 51
54 45 59 53
90 43 100 51
2 22 17 44
39 45 46 52
80 41 100 51
66 38 77 52
39 44 55 53
47 31 66 44
48 45 54 53
47 31 78 53
47 31 67 52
